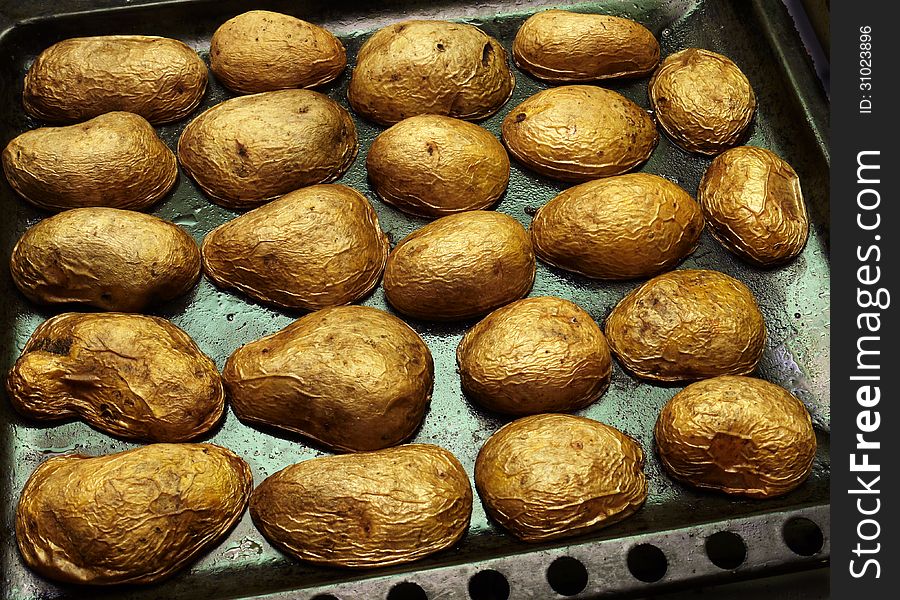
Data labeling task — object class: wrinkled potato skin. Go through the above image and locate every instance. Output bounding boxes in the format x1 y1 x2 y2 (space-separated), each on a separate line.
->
531 173 703 279
384 211 535 320
348 20 515 126
655 376 817 498
698 146 809 265
24 36 207 124
475 414 646 542
367 115 510 217
513 10 660 82
457 297 611 415
211 11 346 94
202 184 388 310
6 313 224 442
649 49 756 155
10 208 200 312
2 112 177 212
224 306 433 452
502 86 657 182
251 444 472 567
178 89 357 209
605 269 766 382
16 444 252 585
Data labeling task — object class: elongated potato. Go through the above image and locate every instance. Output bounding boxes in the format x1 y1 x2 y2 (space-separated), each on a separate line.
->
24 36 207 124
251 444 472 567
6 313 224 442
2 112 177 212
16 444 252 585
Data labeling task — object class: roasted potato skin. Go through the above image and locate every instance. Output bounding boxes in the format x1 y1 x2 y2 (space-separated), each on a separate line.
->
384 211 535 321
513 10 659 82
655 376 817 498
348 20 515 126
210 10 346 94
6 313 224 442
457 297 611 415
502 85 657 182
605 269 766 382
178 89 357 209
16 443 252 585
698 146 809 265
23 36 207 124
250 444 472 568
10 208 200 312
531 173 703 279
202 184 388 310
367 115 510 217
2 112 177 212
475 414 646 542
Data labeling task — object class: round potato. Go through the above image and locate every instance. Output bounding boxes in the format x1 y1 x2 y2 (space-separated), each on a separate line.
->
531 173 703 279
10 208 200 312
251 444 472 567
457 297 611 415
210 10 346 94
6 313 224 442
655 376 817 498
605 269 766 382
348 20 515 126
16 444 251 585
501 85 657 182
23 35 207 124
2 112 177 212
475 414 647 542
698 146 809 265
513 10 659 82
649 48 756 155
384 211 535 320
202 184 388 310
178 89 357 209
367 115 510 217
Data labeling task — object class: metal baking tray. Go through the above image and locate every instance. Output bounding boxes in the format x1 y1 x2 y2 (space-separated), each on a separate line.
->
0 1 830 598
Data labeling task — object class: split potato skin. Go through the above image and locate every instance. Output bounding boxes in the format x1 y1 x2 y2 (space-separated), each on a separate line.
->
367 115 510 217
250 444 472 568
24 36 207 124
655 376 817 498
531 173 704 279
475 414 647 542
457 297 611 415
6 313 224 442
16 444 252 585
210 10 346 94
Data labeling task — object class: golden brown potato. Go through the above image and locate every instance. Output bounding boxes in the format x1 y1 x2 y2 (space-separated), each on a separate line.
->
367 115 510 217
649 48 756 155
457 297 611 415
501 85 657 181
202 184 388 310
178 89 357 209
384 211 535 320
250 444 472 567
475 414 646 542
698 146 809 265
23 36 207 124
605 269 766 382
6 313 224 442
530 173 703 279
513 10 660 82
210 10 346 94
16 443 252 585
655 376 817 498
10 208 200 312
2 112 177 212
348 20 515 125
